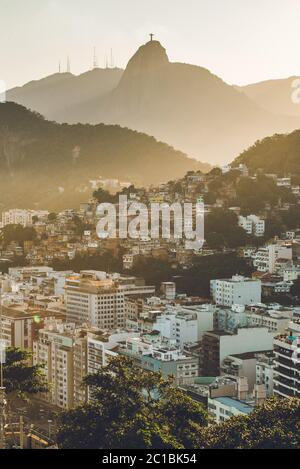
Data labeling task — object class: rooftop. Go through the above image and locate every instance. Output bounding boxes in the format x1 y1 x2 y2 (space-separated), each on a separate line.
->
212 397 253 414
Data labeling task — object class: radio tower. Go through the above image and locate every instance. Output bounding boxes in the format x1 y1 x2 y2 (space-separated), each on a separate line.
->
93 47 98 69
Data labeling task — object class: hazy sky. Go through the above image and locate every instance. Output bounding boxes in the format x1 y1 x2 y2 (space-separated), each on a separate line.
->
1 0 300 89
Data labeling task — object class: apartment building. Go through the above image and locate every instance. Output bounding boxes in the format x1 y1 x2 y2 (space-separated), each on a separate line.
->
238 215 265 237
87 330 138 374
160 282 176 300
1 209 48 228
0 304 65 350
221 352 258 391
202 327 274 376
252 244 292 273
246 308 292 334
65 272 125 329
152 309 198 347
131 304 215 346
210 275 261 307
65 271 155 329
33 322 75 409
120 335 199 385
273 320 300 399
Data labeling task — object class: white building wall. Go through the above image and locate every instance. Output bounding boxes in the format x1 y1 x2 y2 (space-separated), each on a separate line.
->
220 327 274 363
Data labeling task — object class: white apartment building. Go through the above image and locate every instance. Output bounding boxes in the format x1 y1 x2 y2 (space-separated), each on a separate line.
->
283 266 300 282
65 271 155 329
0 209 48 228
0 304 64 350
210 275 261 307
202 327 274 376
8 266 54 281
121 335 199 385
219 328 274 364
65 273 125 329
137 304 215 346
34 320 137 408
153 310 198 347
273 320 300 399
247 309 292 334
33 322 75 409
252 243 292 273
238 215 265 237
87 330 138 375
160 282 176 300
123 254 134 270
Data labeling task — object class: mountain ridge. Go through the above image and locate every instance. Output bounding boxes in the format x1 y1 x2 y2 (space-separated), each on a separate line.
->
233 127 300 176
0 102 208 211
237 76 300 117
7 40 300 165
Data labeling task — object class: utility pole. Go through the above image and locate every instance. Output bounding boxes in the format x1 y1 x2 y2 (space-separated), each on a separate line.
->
0 292 7 449
19 415 24 449
48 419 52 440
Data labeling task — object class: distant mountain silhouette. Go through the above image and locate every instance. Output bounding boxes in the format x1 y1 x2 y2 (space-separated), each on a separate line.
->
0 102 207 210
8 40 300 165
7 68 123 122
237 77 300 117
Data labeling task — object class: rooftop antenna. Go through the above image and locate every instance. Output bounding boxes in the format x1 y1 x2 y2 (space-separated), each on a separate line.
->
93 47 98 69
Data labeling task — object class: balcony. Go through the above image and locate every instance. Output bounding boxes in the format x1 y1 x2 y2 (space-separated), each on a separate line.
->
274 336 294 350
275 355 294 368
274 384 296 398
273 375 296 390
274 366 296 379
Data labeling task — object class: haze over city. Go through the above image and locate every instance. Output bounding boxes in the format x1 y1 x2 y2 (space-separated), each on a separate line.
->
0 0 300 454
2 0 300 88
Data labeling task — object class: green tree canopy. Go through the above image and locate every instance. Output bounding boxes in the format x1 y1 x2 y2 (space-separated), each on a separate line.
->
205 208 248 248
57 356 208 449
198 397 300 449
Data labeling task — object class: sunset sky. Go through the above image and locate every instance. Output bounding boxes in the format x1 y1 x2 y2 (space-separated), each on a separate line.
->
1 0 300 88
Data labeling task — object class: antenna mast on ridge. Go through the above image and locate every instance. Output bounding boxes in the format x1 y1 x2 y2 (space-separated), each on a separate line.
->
110 48 114 68
93 47 98 69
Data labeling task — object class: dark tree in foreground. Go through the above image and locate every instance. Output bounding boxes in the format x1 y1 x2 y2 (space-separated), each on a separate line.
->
2 348 49 443
3 348 49 398
57 356 208 449
198 397 300 449
57 356 300 449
